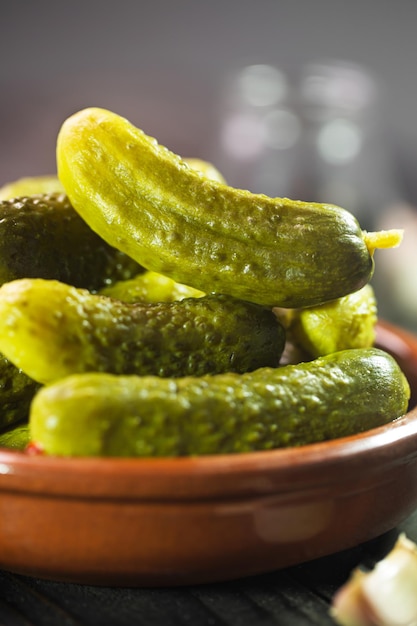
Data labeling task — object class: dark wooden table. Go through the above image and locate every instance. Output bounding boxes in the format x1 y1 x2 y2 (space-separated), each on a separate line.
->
1 509 416 626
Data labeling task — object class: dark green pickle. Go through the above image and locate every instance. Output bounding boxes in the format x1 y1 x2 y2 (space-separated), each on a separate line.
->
30 348 410 457
0 278 286 383
0 422 30 451
0 193 142 290
0 356 40 430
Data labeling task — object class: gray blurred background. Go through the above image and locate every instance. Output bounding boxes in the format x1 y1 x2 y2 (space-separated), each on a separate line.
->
1 0 417 329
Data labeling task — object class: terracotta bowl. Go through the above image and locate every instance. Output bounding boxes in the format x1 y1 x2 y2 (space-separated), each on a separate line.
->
0 320 417 587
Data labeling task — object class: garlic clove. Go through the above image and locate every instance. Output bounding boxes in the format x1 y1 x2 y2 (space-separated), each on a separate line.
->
331 534 417 626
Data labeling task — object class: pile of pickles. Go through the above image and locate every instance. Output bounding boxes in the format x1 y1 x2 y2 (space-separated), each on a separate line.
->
0 108 410 457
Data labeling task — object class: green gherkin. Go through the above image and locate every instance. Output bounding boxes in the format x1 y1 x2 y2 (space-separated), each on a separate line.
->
0 356 40 430
29 348 410 457
100 270 204 303
56 107 403 309
0 278 285 384
274 284 378 359
0 193 142 290
0 421 30 451
0 175 64 200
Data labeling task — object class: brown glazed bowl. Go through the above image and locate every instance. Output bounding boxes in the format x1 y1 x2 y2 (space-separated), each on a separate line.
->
0 320 417 587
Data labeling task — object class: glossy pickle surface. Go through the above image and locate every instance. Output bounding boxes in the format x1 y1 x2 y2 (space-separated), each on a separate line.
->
57 107 375 308
0 278 285 384
29 348 410 457
0 193 142 290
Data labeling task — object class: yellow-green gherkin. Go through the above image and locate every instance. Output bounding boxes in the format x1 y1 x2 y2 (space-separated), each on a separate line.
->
0 278 285 384
29 348 410 457
57 107 379 308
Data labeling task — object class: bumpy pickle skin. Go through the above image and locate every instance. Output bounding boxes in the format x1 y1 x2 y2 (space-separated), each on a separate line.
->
0 193 142 290
100 270 204 303
0 158 225 202
178 158 227 184
0 356 40 429
274 284 378 359
0 422 30 451
29 348 410 457
0 175 64 200
0 278 285 384
57 107 382 308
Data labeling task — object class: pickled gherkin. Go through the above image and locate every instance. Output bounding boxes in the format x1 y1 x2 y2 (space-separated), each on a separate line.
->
0 193 142 290
274 284 378 359
0 157 225 202
0 175 64 200
57 107 403 308
100 270 204 303
29 348 410 457
0 278 285 383
0 422 30 451
0 356 40 429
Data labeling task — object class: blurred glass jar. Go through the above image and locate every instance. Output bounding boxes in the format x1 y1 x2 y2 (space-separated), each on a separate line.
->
209 63 302 197
294 59 401 231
